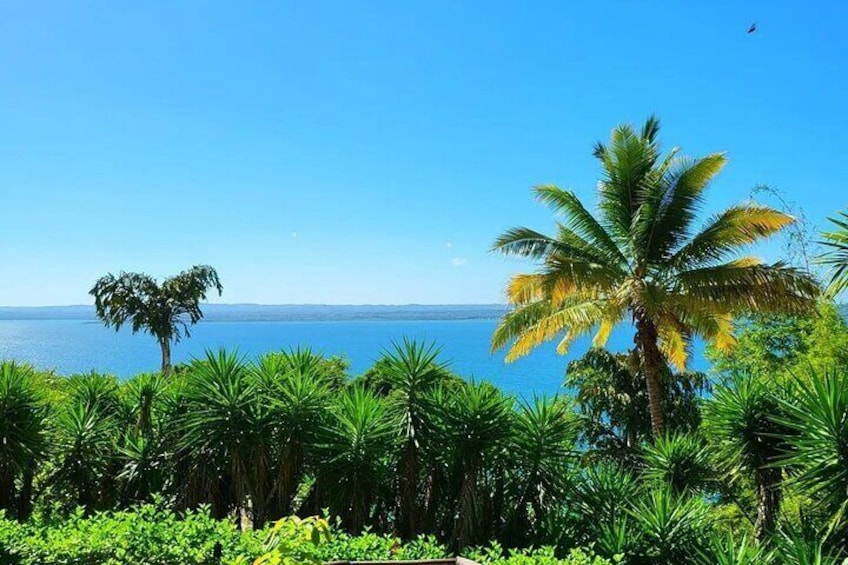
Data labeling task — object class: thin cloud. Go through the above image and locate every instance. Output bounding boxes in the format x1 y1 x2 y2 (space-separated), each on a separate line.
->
291 232 298 238
446 241 453 249
451 257 467 267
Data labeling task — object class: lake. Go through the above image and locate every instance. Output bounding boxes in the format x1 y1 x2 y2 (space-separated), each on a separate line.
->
0 304 708 396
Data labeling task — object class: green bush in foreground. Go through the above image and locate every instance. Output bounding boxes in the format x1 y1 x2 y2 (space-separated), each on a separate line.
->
0 505 615 565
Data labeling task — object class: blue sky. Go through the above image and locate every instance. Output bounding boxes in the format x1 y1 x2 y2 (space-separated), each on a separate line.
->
1 1 846 306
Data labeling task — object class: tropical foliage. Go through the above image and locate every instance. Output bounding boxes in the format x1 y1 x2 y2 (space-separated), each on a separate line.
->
492 117 819 435
90 265 223 372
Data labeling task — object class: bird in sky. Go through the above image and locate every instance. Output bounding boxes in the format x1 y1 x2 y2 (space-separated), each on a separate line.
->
748 23 757 33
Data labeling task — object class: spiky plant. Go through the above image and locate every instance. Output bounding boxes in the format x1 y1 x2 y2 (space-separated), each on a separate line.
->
629 486 712 563
378 338 447 538
641 433 714 495
0 362 47 519
818 210 848 299
49 401 117 512
704 374 792 541
697 534 774 565
493 117 819 436
777 369 848 541
507 395 577 535
178 349 272 524
316 385 397 533
436 382 514 549
253 351 331 519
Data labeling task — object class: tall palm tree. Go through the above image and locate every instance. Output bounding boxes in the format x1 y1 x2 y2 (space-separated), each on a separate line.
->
493 117 819 436
819 210 848 298
90 265 223 373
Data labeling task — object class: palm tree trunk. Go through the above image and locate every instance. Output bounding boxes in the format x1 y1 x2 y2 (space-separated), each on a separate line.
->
634 314 665 438
754 467 782 542
159 338 172 374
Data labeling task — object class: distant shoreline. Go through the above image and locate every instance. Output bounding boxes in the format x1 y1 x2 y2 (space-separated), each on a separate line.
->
0 304 509 323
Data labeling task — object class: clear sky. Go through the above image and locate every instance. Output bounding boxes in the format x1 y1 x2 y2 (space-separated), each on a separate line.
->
1 1 847 306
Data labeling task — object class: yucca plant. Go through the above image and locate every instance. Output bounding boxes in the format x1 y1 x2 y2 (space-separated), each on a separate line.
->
697 534 774 565
818 210 848 299
436 382 514 549
0 362 48 520
49 401 117 512
316 385 397 533
253 351 331 519
777 369 848 541
493 116 819 436
704 374 792 541
629 486 712 563
178 349 272 524
378 339 447 538
641 433 714 495
506 395 577 538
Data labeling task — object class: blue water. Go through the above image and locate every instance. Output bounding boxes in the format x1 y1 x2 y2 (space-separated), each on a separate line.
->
0 306 708 397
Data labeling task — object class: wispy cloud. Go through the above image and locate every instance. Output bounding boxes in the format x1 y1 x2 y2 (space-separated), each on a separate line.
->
445 241 453 249
291 231 298 238
451 257 467 267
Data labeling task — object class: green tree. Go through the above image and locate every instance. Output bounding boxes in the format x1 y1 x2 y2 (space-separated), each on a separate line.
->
90 265 223 373
565 348 708 463
492 117 819 436
437 382 513 549
707 302 848 379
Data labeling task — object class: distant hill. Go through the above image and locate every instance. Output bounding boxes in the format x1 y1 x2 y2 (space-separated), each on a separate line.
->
0 304 508 322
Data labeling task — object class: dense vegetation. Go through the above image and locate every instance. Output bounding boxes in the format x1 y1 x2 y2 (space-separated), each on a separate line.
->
1 312 848 563
3 118 848 564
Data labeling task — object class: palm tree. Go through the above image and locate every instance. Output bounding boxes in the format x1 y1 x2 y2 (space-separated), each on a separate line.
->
819 210 848 298
0 362 47 520
90 265 223 373
493 117 819 436
704 375 792 542
379 338 447 538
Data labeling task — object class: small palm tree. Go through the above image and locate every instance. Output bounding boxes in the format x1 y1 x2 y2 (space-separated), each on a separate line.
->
641 433 713 495
493 117 819 436
253 350 331 519
178 349 271 524
777 369 848 540
437 382 514 549
90 265 223 373
704 375 792 541
316 385 397 533
818 210 848 298
0 362 48 520
379 339 447 538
